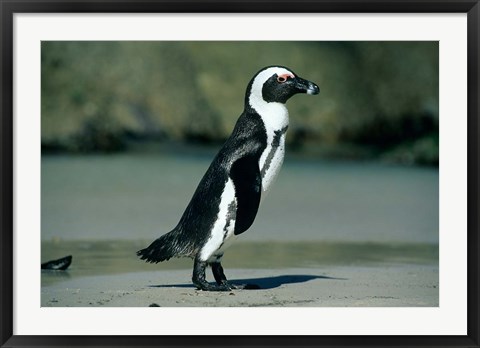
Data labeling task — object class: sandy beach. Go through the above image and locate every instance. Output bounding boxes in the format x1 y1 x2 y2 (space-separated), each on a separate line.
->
41 156 439 308
42 263 438 307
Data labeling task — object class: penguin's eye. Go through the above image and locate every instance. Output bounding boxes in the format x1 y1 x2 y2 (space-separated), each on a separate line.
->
277 73 294 84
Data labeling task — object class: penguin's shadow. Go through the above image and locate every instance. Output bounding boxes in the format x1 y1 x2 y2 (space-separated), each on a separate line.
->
150 274 345 290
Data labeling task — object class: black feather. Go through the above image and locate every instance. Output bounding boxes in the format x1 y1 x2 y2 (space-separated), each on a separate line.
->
230 155 262 235
137 231 190 263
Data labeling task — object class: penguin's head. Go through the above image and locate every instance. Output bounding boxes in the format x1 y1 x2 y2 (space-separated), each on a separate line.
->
246 66 320 109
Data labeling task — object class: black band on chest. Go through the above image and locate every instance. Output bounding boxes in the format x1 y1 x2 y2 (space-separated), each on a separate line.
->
260 125 288 179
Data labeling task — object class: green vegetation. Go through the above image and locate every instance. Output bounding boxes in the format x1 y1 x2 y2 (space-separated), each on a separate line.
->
41 41 438 165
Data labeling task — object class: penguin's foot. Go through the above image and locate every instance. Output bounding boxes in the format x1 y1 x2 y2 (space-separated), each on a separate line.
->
193 258 231 292
230 283 261 290
211 262 260 290
217 280 260 290
194 280 232 292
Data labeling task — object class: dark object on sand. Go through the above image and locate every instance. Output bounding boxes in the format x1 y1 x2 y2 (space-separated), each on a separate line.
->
41 255 72 270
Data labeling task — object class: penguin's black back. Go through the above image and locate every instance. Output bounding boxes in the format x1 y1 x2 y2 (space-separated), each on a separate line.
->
137 110 267 263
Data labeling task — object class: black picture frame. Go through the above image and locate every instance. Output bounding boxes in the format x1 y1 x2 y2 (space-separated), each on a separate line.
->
1 1 479 347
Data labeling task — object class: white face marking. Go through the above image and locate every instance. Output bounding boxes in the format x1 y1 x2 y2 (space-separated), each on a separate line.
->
249 67 292 194
249 67 293 129
199 179 238 262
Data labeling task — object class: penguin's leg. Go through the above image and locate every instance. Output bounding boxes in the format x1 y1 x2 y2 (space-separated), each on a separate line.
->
192 257 231 292
211 259 261 290
211 260 228 286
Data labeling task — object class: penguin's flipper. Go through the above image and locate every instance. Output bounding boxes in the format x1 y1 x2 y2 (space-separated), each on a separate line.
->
230 154 262 235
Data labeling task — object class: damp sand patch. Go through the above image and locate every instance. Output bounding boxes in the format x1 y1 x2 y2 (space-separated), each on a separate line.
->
41 239 438 286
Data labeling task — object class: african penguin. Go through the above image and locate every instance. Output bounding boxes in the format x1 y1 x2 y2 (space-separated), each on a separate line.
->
137 66 319 291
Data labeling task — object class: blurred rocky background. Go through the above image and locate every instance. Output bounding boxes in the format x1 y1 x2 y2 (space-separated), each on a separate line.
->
41 41 438 166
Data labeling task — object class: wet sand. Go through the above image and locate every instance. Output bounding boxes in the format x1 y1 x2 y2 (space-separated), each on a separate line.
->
41 264 438 307
41 239 438 307
40 155 439 307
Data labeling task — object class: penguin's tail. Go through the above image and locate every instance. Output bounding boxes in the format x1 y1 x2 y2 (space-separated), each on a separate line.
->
137 230 187 263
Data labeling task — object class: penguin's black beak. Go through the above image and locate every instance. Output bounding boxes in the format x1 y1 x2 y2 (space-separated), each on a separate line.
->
294 77 320 95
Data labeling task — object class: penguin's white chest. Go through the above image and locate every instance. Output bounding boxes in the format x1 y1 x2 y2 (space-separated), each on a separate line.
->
259 129 287 193
256 103 289 194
